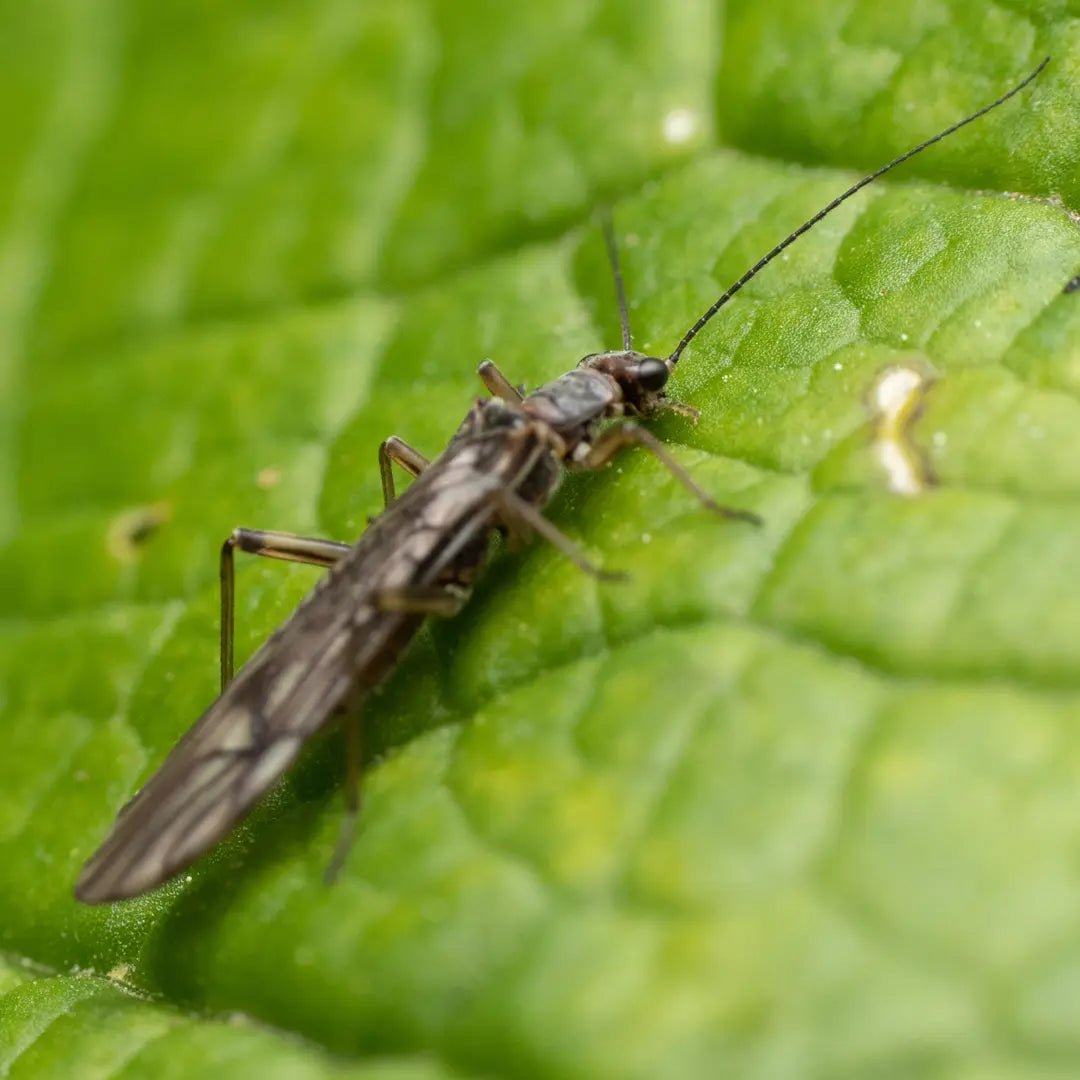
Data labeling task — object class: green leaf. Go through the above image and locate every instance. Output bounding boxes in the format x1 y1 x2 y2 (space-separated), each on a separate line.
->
0 956 467 1079
4 1 1080 1077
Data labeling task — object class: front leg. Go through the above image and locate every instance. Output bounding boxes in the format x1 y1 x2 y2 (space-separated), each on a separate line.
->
478 360 524 403
579 422 762 525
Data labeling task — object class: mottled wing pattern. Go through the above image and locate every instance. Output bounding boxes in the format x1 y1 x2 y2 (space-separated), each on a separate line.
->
75 599 406 902
75 429 532 903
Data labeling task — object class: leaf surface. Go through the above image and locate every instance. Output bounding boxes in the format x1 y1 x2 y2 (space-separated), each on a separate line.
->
3 2 1080 1077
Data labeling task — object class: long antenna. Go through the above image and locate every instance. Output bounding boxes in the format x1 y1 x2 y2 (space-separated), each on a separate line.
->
666 56 1050 367
601 210 633 350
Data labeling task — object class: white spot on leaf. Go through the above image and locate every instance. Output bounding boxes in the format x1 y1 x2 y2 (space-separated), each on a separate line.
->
662 108 698 144
870 365 936 496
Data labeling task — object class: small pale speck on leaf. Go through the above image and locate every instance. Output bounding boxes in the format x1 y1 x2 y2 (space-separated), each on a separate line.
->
256 466 281 489
661 107 698 145
107 503 172 563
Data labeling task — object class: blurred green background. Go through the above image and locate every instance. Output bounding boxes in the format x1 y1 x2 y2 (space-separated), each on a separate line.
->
4 1 1080 1077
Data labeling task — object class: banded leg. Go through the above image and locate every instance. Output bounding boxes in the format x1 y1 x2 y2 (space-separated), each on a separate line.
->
220 529 352 689
379 436 430 507
478 360 524 403
495 489 627 582
579 422 763 526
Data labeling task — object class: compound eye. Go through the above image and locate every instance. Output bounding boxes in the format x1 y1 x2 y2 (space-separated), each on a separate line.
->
636 357 669 391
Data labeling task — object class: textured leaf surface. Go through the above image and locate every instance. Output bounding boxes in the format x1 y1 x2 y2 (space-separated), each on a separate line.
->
0 956 465 1079
3 1 1080 1077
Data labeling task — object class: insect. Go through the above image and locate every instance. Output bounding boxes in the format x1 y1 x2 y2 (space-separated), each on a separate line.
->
75 58 1048 903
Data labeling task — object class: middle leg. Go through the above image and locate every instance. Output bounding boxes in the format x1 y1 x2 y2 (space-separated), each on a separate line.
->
379 436 430 507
